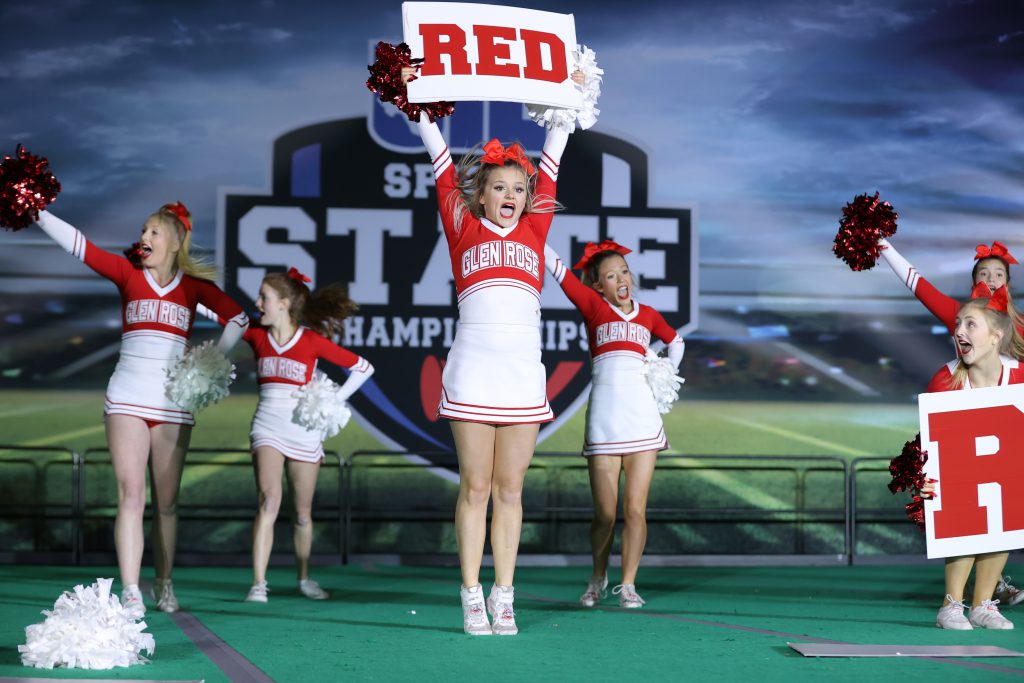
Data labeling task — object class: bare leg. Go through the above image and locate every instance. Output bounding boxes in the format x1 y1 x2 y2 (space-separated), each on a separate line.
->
106 415 151 587
451 421 496 588
491 423 539 587
944 556 975 605
251 447 285 585
587 455 622 580
620 451 657 586
973 552 1010 607
286 458 321 582
148 422 191 582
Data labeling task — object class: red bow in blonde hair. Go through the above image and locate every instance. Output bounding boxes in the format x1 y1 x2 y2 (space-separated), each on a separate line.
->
573 240 633 271
970 282 1010 312
287 267 311 285
481 139 535 176
167 201 191 232
974 241 1018 265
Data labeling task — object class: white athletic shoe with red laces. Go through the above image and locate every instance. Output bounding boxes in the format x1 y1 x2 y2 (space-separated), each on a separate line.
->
487 584 518 635
580 576 608 608
121 584 145 617
151 578 179 613
612 583 646 609
460 584 491 636
994 576 1024 607
969 599 1014 630
936 595 972 630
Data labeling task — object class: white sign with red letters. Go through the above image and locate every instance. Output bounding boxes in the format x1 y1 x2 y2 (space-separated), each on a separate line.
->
402 2 582 108
920 384 1024 559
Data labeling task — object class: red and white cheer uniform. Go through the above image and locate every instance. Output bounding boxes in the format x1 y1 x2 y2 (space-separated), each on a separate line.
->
36 211 248 425
416 114 568 423
927 356 1024 392
546 246 684 456
245 326 373 462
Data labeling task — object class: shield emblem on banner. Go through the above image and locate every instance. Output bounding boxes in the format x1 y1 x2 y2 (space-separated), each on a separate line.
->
219 94 696 454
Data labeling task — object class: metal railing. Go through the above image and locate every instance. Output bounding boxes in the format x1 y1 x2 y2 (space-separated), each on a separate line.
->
0 444 926 565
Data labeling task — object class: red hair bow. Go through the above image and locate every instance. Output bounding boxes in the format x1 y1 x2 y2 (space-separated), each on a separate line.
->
167 201 191 232
974 241 1018 265
573 240 633 271
287 267 311 285
970 282 1009 312
480 139 535 176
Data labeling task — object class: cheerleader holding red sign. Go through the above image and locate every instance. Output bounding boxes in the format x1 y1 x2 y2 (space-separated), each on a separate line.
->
834 196 1024 606
236 269 374 603
921 284 1024 630
34 206 249 615
545 242 684 609
384 64 591 634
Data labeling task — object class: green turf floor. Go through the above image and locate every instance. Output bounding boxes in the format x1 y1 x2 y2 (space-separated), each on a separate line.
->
1 564 1023 682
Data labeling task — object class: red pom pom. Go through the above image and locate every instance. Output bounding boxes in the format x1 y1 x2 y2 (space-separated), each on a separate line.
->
888 433 928 494
366 41 455 123
123 242 144 268
905 495 926 532
832 192 898 271
0 145 61 231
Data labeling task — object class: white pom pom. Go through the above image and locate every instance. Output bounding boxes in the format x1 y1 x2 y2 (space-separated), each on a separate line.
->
19 578 155 670
526 44 603 133
643 348 684 414
292 370 352 439
165 340 236 413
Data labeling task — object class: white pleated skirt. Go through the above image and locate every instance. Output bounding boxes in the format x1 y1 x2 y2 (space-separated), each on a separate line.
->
584 352 668 457
438 321 553 424
250 384 324 463
104 351 194 426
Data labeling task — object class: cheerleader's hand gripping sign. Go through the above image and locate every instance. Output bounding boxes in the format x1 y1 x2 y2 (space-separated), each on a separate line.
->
920 384 1024 558
403 2 583 109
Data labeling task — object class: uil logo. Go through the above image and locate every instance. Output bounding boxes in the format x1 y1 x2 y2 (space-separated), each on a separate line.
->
219 82 697 454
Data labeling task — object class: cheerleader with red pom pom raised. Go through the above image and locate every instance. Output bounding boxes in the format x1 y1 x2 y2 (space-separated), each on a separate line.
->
1 148 249 616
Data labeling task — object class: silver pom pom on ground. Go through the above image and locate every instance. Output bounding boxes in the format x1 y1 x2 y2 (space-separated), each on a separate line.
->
19 578 154 670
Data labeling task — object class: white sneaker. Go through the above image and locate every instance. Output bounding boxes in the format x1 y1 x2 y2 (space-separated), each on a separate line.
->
121 584 145 617
612 583 646 609
580 576 608 608
936 595 972 630
460 584 491 636
487 585 518 635
151 578 179 613
245 581 269 603
298 579 330 600
970 599 1014 630
994 576 1024 607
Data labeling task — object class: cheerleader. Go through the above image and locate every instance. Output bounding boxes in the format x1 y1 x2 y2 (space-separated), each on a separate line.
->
237 268 373 603
882 239 1024 604
923 285 1022 630
880 238 1024 350
34 206 249 614
398 68 585 635
545 242 683 608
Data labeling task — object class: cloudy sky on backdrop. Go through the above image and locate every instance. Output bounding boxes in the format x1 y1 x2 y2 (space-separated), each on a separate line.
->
3 0 1022 293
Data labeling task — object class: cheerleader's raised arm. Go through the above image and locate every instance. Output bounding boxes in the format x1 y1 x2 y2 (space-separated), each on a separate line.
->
36 210 249 352
878 238 959 333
